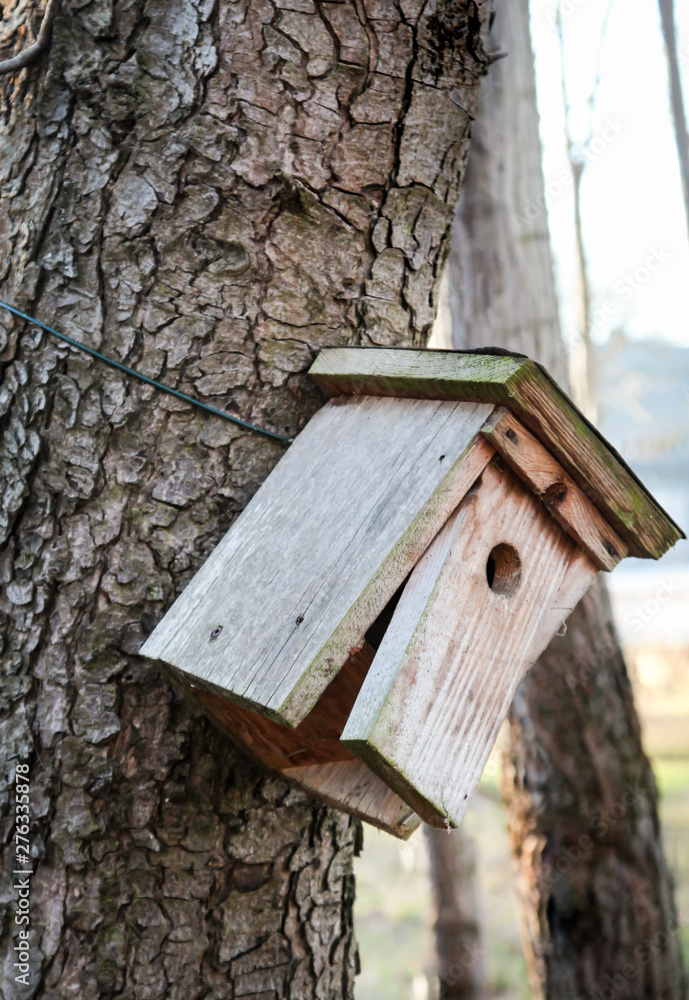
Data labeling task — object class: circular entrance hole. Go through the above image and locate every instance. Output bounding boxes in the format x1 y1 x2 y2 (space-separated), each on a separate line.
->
486 543 522 598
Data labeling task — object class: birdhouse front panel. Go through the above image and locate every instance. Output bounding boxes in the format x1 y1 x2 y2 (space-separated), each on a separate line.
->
141 348 683 839
341 457 599 828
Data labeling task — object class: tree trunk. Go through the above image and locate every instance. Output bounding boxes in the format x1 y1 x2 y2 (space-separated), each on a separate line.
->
425 827 485 1000
0 1 490 997
448 2 687 997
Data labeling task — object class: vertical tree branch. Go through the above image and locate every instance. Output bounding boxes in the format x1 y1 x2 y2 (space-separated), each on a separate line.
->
657 0 689 241
555 3 596 417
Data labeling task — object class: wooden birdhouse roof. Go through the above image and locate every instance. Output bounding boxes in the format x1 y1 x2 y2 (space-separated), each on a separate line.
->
143 391 496 725
309 347 684 560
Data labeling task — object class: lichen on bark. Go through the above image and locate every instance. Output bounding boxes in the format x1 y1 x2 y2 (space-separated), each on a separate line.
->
0 0 490 996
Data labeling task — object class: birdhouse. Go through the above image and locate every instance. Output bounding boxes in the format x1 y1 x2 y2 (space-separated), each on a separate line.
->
141 348 683 839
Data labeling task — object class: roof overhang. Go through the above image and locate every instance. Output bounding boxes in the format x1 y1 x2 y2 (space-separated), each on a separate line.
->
309 347 685 560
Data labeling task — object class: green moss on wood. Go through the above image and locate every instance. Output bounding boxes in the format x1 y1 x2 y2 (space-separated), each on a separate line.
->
309 348 684 559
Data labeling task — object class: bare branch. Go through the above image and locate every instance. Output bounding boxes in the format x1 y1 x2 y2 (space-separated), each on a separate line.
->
0 0 59 77
555 3 596 417
657 0 689 242
486 50 508 66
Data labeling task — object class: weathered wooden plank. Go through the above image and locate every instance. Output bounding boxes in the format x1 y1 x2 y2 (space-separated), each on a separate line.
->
481 408 627 571
522 543 599 667
342 459 598 828
283 761 422 840
309 348 684 559
141 395 495 726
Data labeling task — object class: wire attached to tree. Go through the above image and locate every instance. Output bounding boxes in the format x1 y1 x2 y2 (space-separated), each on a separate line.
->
0 0 59 76
0 299 292 443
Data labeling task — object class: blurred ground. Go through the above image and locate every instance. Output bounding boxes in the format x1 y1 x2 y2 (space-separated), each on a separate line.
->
353 742 526 1000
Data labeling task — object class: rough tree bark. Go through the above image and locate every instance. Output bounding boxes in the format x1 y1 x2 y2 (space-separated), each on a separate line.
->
448 1 687 997
0 0 491 997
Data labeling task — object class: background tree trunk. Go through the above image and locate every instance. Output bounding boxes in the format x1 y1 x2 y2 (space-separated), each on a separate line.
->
447 1 687 996
0 1 491 997
425 826 485 1000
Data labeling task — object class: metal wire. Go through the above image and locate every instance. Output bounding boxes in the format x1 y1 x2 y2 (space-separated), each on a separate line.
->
0 299 292 443
0 0 60 76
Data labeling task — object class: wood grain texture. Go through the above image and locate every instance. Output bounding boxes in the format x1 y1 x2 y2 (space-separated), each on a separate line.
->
189 645 374 770
308 347 684 559
482 408 627 571
141 395 495 725
521 543 599 666
342 459 598 828
282 761 422 840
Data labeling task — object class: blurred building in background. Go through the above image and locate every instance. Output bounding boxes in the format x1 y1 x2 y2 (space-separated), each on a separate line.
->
594 331 689 646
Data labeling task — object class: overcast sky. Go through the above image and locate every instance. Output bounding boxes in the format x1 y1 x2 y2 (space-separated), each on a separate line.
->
530 0 689 348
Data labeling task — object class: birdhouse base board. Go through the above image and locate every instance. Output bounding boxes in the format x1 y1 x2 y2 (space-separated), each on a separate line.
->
282 761 421 839
189 645 373 770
